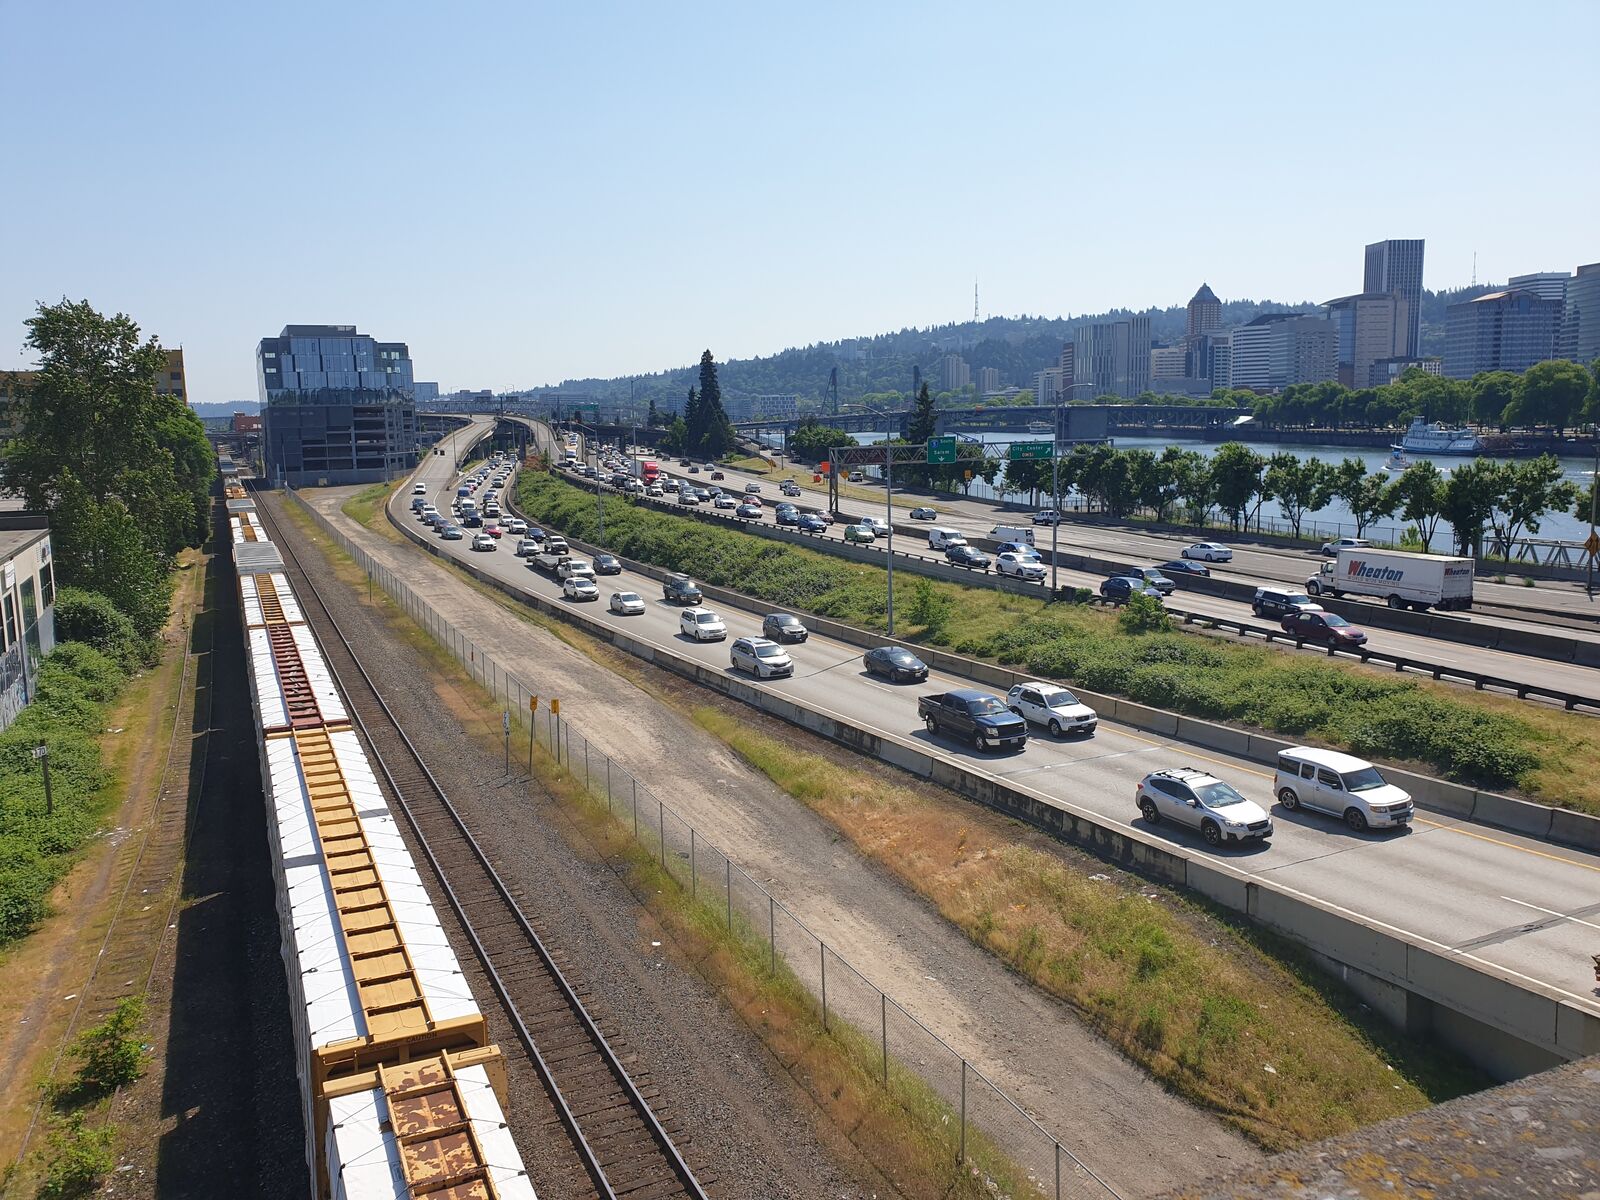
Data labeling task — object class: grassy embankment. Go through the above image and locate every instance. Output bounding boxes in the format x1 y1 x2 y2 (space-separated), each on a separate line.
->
516 469 1599 812
277 493 1038 1199
340 479 402 527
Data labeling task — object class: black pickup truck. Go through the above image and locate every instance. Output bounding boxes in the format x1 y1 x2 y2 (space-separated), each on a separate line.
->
918 689 1028 752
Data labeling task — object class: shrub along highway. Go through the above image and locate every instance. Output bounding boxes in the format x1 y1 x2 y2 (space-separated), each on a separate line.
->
395 422 1600 1022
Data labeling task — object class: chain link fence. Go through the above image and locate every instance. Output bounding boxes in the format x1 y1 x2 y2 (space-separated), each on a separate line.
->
287 487 1120 1200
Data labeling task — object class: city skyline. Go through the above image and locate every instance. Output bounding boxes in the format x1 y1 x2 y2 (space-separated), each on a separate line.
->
2 1 1595 401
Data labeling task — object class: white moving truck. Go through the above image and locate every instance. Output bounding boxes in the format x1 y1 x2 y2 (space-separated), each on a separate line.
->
1305 547 1473 612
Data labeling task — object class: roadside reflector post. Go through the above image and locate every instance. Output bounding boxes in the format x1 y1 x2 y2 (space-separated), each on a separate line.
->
769 896 776 975
959 1060 967 1165
881 993 888 1084
529 695 537 771
659 799 666 870
690 829 697 900
632 778 639 840
503 711 510 774
821 943 828 1031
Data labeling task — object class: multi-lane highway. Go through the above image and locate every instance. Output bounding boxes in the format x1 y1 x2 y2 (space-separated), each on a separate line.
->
398 422 1600 1015
540 428 1600 705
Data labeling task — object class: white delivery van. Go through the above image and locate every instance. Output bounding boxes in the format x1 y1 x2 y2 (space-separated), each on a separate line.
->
928 527 967 550
1306 547 1472 612
989 525 1035 547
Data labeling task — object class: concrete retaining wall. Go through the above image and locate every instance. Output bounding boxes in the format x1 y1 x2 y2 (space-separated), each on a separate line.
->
373 485 1600 1081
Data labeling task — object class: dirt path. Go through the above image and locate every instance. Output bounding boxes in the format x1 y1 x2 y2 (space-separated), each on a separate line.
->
306 487 1264 1197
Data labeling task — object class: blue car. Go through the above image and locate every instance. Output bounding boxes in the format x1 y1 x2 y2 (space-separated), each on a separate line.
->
798 514 827 533
1100 575 1162 602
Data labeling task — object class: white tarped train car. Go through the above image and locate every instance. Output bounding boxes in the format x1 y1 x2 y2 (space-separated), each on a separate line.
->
227 470 535 1200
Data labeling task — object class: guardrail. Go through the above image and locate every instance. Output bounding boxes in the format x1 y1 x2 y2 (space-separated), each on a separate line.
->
547 466 1600 714
374 479 1600 1082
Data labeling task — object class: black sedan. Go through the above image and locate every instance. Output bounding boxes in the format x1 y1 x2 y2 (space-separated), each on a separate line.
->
863 646 929 682
1100 575 1162 601
763 613 809 643
775 506 801 526
1160 558 1209 578
593 553 623 575
945 544 990 570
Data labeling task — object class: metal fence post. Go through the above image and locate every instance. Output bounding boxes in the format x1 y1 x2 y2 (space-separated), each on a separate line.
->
768 897 775 975
605 759 611 807
725 859 732 930
658 799 665 871
821 943 828 1031
1055 1142 1061 1200
632 780 639 841
690 829 696 900
584 741 589 790
958 1060 967 1165
881 993 888 1085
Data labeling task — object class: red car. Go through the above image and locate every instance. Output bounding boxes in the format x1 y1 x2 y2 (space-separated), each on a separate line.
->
484 524 504 538
1281 610 1367 647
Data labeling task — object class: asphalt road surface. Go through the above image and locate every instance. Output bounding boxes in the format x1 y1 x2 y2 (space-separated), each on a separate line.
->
403 421 1600 1018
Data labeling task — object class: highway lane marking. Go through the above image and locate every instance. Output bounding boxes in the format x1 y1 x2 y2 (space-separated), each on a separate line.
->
996 745 1163 778
1498 896 1600 932
1410 816 1600 875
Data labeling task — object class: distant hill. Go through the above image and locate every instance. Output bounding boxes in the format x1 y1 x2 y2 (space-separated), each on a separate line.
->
531 298 1338 410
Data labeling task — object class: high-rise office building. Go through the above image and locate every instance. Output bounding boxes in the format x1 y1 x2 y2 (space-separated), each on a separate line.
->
1363 239 1425 357
1034 367 1066 406
256 324 417 486
975 366 1001 395
940 354 971 392
1186 283 1222 342
1562 262 1600 365
1444 290 1563 378
1072 315 1151 399
1322 292 1408 388
1227 313 1336 392
1150 345 1189 380
1507 271 1571 306
1058 341 1074 379
157 349 187 404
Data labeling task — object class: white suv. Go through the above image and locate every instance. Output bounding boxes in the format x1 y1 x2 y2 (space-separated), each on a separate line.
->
1273 747 1413 832
730 636 793 678
1005 682 1097 736
1136 768 1273 847
679 607 728 642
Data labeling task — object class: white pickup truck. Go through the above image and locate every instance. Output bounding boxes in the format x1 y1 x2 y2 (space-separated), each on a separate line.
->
1306 547 1473 612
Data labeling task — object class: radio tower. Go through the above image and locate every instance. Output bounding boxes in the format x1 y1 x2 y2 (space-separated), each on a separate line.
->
974 280 979 322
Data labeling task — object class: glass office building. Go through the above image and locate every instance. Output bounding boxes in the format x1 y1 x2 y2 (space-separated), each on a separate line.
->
256 324 418 487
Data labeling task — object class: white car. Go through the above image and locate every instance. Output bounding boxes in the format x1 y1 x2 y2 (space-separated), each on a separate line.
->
730 636 794 679
471 534 496 551
646 484 665 497
859 516 891 535
744 482 762 494
1182 542 1233 563
677 492 699 505
1321 536 1370 557
516 537 542 557
1136 768 1273 847
679 607 728 641
1006 682 1097 736
506 518 527 534
412 482 427 495
419 504 439 521
563 576 599 601
608 591 646 615
713 494 738 509
996 552 1046 581
909 507 938 520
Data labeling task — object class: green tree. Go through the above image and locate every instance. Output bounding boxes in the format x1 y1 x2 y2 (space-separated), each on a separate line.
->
1127 447 1177 520
46 473 172 638
1341 470 1400 538
1439 459 1502 556
681 385 703 451
646 396 659 428
906 380 938 444
1487 455 1577 552
693 350 736 459
1118 590 1171 634
1469 371 1520 428
1077 444 1136 517
787 417 856 463
1263 453 1336 539
1209 442 1266 531
1003 456 1049 506
1513 359 1590 434
661 415 688 454
1395 461 1447 549
1170 449 1214 523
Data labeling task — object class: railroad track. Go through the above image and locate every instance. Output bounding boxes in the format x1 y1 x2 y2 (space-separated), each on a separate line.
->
254 492 713 1200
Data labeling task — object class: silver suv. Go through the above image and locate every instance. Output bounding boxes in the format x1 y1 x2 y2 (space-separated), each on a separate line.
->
1136 768 1273 847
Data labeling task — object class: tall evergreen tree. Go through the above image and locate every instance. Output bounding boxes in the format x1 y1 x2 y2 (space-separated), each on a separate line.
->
693 350 735 459
906 381 938 444
682 385 702 451
646 395 659 428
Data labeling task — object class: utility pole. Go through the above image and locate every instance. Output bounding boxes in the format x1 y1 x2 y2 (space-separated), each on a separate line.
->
1051 401 1061 593
885 446 895 635
1588 439 1599 597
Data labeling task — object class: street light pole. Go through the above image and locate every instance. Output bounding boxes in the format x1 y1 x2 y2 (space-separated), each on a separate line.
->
1051 398 1061 594
886 445 895 635
1588 439 1598 597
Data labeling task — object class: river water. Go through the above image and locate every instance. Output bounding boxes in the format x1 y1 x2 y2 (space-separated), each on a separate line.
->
768 430 1598 550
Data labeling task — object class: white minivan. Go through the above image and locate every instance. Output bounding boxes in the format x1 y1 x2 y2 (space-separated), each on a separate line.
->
989 525 1035 547
928 527 967 550
1273 746 1413 832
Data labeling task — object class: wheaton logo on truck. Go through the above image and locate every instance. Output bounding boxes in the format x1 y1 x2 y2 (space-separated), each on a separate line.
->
1345 559 1472 582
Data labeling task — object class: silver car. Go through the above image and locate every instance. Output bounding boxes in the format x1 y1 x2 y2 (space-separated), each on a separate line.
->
608 591 646 615
730 636 793 679
1136 768 1272 847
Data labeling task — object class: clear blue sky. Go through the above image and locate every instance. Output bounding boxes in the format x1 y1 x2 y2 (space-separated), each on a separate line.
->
2 1 1595 402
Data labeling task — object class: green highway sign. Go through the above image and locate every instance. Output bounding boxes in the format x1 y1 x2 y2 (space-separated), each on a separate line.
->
1008 441 1053 461
927 436 957 464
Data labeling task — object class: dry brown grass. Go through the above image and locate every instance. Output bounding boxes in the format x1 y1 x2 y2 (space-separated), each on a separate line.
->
691 706 1485 1152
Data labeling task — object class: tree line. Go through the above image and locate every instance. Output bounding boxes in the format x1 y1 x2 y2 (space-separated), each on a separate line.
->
997 442 1580 557
2 300 214 644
